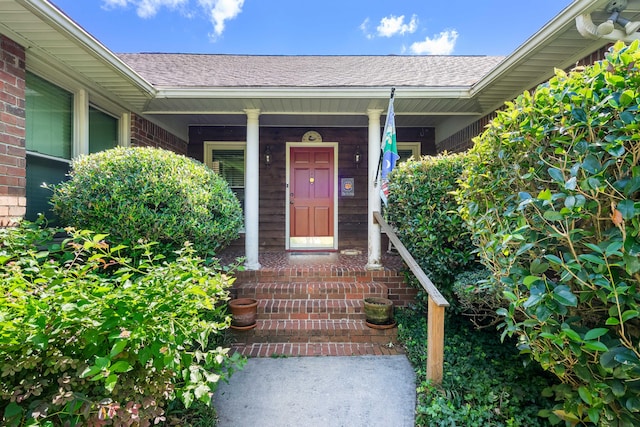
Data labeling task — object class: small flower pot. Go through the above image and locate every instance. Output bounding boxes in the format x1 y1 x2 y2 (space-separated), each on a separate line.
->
229 298 258 330
363 297 394 327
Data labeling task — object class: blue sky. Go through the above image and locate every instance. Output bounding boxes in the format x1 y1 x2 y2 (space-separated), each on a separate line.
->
51 0 573 56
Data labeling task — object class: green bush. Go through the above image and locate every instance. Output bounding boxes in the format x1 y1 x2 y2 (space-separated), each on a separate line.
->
452 267 505 329
50 147 243 257
0 221 244 426
396 307 557 426
457 41 640 425
386 154 476 304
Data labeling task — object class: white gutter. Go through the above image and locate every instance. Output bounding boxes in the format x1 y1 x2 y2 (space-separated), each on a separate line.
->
472 0 610 96
17 0 156 98
154 87 473 99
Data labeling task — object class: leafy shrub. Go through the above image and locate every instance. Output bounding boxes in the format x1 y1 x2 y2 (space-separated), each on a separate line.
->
396 307 557 426
452 267 505 328
386 154 476 304
0 221 244 426
50 147 243 257
457 41 640 425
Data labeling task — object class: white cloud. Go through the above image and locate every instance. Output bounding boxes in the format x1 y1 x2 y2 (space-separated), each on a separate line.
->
360 18 374 40
376 14 418 38
102 0 188 19
101 0 244 40
199 0 244 40
410 30 458 55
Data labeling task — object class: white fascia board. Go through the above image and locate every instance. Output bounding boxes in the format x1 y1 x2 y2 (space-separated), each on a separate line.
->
17 0 156 98
471 0 609 96
154 87 473 100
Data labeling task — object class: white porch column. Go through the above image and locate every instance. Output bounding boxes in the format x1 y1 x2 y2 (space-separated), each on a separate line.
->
244 109 261 270
366 109 383 270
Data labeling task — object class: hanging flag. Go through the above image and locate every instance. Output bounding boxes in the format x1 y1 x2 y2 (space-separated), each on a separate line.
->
380 89 399 206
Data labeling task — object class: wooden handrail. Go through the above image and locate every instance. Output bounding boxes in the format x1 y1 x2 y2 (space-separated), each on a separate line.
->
373 211 449 384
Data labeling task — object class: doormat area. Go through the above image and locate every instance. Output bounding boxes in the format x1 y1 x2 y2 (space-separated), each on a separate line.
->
289 252 333 256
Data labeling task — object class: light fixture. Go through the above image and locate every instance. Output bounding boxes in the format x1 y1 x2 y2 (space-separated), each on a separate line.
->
263 145 272 167
353 145 362 168
597 0 640 36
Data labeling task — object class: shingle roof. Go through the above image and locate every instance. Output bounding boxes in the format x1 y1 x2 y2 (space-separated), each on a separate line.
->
117 54 505 88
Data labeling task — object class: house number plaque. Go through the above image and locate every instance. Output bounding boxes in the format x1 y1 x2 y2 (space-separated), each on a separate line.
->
341 178 354 197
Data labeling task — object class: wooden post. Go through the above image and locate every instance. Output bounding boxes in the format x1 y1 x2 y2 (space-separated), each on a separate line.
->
427 296 445 384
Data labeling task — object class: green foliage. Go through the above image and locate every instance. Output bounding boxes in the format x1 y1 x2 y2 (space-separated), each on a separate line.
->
386 154 476 303
452 267 505 328
50 146 243 257
457 41 640 425
396 307 557 426
0 220 244 426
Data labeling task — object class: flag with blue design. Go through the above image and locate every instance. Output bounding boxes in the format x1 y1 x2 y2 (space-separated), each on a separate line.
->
380 93 399 206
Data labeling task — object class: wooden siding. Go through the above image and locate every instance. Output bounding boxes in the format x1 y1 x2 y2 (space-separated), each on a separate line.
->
189 126 435 251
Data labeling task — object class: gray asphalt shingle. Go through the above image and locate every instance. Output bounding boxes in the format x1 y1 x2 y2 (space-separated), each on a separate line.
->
117 53 505 88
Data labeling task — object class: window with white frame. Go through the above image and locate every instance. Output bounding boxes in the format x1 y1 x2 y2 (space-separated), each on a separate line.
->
25 72 119 221
204 142 246 218
397 142 421 162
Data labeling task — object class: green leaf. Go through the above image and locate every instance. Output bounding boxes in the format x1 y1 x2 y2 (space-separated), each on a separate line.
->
530 259 550 274
582 155 602 174
553 285 577 307
110 340 128 358
583 341 608 352
623 254 640 275
605 317 620 325
543 210 564 221
105 373 118 393
95 356 110 369
110 360 132 373
617 199 636 220
584 328 609 340
561 327 582 342
578 386 593 405
548 167 564 182
544 254 563 265
537 189 552 201
80 365 102 379
579 254 605 265
622 310 639 322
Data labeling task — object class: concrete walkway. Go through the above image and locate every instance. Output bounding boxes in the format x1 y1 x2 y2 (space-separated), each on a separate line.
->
213 355 416 427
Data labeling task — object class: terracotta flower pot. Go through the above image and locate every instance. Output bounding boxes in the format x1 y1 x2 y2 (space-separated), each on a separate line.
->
229 298 258 329
363 297 394 326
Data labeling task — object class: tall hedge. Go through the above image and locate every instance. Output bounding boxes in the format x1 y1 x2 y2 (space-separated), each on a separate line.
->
386 154 476 304
50 147 243 256
457 41 640 426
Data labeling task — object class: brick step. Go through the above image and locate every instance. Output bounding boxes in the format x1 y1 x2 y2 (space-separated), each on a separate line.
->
229 319 397 345
230 342 404 357
234 282 388 301
259 299 365 320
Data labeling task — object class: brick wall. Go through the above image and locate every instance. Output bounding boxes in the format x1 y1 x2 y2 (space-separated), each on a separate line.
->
436 46 612 154
130 113 188 155
0 35 26 226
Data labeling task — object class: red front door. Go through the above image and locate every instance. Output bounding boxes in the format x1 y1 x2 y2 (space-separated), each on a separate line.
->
289 146 334 248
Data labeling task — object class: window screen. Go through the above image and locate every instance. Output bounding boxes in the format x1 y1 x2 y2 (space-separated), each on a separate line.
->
89 107 118 153
211 148 245 215
25 72 73 159
25 154 69 222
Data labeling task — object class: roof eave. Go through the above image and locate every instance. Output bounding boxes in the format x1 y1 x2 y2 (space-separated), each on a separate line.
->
12 0 156 99
154 87 473 99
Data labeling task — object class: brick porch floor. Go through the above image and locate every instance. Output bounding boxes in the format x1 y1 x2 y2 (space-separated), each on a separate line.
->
218 250 416 357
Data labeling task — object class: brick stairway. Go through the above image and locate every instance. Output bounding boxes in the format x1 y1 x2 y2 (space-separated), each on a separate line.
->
227 261 416 357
